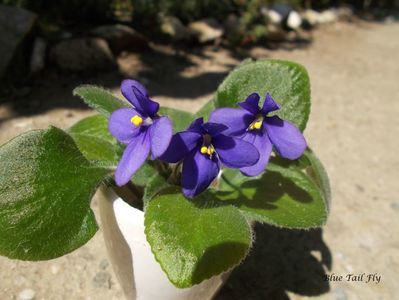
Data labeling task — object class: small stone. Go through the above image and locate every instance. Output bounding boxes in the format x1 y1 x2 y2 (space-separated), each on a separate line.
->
302 9 321 27
18 288 35 300
286 11 302 30
92 271 111 289
99 259 109 270
318 9 338 24
390 202 399 210
51 264 60 274
355 184 365 192
188 19 224 43
265 9 283 24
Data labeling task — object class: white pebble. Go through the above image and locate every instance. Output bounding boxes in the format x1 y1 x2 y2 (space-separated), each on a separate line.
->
18 288 35 300
51 264 60 275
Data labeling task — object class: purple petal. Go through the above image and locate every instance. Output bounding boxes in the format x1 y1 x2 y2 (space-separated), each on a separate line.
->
108 108 143 144
260 93 281 115
150 116 173 159
115 130 151 186
265 116 307 160
121 79 159 117
121 79 148 97
202 122 229 136
212 135 260 168
160 131 202 163
187 117 205 134
182 150 220 198
239 93 260 115
240 129 273 176
209 108 255 136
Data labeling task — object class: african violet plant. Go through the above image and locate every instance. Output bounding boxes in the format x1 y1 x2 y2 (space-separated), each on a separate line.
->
0 59 330 288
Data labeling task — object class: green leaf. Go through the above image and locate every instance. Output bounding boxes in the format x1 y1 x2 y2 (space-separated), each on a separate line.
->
68 115 120 167
68 114 114 144
142 174 171 209
73 85 129 117
297 149 331 211
216 153 328 228
0 127 110 260
215 59 311 131
68 134 118 167
145 187 252 288
195 99 216 121
158 107 194 132
131 161 157 187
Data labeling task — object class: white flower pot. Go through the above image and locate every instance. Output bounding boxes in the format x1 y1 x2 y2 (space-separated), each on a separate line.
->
97 187 230 300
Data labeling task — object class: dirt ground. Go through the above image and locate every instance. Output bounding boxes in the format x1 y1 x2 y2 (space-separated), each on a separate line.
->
0 20 398 300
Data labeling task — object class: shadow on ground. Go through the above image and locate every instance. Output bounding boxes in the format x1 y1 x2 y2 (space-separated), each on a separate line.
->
0 45 239 123
215 224 331 300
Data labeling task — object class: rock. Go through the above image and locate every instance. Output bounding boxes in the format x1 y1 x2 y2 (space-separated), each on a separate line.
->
0 5 37 79
286 11 302 30
318 9 339 24
91 24 149 53
188 18 224 44
30 37 46 74
302 9 339 26
302 9 322 27
160 16 188 41
18 288 35 300
264 9 284 25
51 38 116 72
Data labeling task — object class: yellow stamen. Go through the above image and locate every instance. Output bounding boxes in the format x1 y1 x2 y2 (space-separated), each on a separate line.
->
207 147 215 156
253 120 262 129
130 115 143 126
249 119 263 130
200 146 208 154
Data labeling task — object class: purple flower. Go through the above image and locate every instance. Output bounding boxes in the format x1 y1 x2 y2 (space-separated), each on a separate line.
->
108 79 172 186
209 93 307 177
161 118 260 198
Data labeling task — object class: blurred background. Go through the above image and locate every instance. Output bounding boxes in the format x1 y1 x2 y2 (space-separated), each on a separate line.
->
0 1 398 300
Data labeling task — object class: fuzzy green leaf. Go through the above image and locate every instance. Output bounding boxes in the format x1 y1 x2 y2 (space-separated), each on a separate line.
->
0 127 110 260
68 114 114 143
217 151 329 228
73 85 129 117
158 107 194 132
145 187 252 288
215 59 311 131
142 174 171 209
68 115 120 167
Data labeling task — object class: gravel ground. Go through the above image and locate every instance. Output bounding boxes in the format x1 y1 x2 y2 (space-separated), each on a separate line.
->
0 21 398 300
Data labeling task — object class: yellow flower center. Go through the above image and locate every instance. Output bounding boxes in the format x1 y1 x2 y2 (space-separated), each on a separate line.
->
249 116 264 131
130 115 143 126
200 145 215 157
